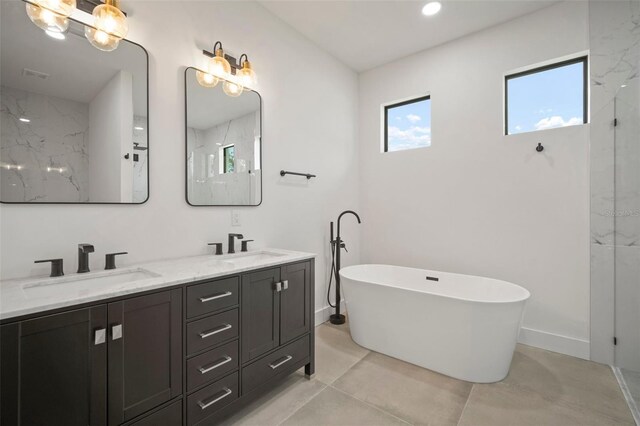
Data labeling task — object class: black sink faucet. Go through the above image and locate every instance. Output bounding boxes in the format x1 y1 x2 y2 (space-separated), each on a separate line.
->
77 243 94 273
227 233 244 254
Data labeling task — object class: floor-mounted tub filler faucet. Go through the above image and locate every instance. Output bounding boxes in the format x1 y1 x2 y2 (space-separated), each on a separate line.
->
329 210 361 325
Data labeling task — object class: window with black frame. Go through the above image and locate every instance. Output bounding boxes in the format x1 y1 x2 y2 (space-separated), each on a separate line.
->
383 95 432 152
505 56 588 135
223 145 235 173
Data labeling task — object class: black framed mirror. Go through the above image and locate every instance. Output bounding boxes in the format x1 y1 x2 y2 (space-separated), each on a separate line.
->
185 67 262 207
0 1 149 204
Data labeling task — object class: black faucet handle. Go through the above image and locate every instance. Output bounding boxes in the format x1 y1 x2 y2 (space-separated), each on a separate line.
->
105 252 128 270
35 259 64 277
241 240 254 252
208 243 224 255
78 243 95 253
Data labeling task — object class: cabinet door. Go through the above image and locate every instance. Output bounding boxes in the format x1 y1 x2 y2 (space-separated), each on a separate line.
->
0 306 107 426
108 289 182 425
242 268 280 362
280 262 311 344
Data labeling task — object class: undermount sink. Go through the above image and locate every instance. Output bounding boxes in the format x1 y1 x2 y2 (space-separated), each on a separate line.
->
222 251 286 267
22 268 160 298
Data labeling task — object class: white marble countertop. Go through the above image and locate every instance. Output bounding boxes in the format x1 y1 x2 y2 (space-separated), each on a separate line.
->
0 248 316 321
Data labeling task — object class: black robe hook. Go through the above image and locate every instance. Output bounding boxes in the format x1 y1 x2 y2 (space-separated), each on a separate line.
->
536 143 544 152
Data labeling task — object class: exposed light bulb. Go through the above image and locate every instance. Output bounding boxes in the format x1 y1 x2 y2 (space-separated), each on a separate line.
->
19 117 31 123
85 26 120 51
25 2 70 33
210 47 231 78
223 80 244 97
84 0 127 51
237 60 257 89
196 69 219 88
422 1 442 16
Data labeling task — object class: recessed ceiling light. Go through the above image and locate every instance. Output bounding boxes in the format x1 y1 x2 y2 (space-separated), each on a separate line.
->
134 126 144 130
45 30 66 40
422 1 442 16
19 117 31 123
621 84 627 88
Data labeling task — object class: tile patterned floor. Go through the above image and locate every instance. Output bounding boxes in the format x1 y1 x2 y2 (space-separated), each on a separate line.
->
225 320 636 426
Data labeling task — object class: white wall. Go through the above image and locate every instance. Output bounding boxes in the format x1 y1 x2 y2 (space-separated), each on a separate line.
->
88 71 133 202
358 1 590 358
0 1 361 322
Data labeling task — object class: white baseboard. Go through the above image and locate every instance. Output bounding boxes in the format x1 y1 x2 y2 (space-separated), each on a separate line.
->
315 303 346 326
518 327 590 360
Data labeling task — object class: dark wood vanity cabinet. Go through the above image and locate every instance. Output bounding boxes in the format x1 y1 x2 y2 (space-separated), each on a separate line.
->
108 289 183 425
241 262 312 362
0 289 182 426
0 306 108 426
0 258 314 426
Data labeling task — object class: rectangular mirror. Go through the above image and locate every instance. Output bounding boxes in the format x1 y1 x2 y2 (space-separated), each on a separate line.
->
0 2 149 204
185 67 262 206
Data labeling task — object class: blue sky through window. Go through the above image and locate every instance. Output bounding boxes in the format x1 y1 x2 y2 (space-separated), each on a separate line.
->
386 97 431 152
507 60 585 135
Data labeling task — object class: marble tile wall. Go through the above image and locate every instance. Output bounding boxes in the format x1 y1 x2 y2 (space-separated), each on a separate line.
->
187 111 261 205
0 86 90 202
589 0 640 370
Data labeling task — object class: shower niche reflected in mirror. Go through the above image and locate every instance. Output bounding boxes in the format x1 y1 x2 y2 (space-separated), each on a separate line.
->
185 67 262 206
0 1 148 204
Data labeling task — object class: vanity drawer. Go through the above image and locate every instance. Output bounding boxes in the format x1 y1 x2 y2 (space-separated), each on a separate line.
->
187 372 239 426
187 309 238 356
187 340 239 392
242 335 310 394
187 277 239 319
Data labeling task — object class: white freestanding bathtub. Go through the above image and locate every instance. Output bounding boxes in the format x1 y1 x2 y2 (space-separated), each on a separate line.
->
340 264 530 383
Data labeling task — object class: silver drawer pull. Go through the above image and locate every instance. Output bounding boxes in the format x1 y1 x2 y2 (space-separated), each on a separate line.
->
112 324 122 341
282 280 289 290
269 355 293 370
199 291 233 303
199 323 232 339
94 328 106 345
198 356 232 374
197 387 232 410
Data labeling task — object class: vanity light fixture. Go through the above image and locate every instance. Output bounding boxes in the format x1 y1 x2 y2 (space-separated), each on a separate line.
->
237 54 257 88
25 0 75 34
196 41 257 96
84 0 128 52
422 1 442 16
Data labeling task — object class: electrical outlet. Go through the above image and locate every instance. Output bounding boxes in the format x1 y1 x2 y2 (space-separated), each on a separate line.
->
231 210 241 226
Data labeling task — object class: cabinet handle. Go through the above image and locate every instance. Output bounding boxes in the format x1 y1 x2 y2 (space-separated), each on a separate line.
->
269 355 293 370
199 323 232 339
198 356 232 374
273 282 282 292
111 324 123 341
94 328 106 345
282 280 289 290
197 387 233 410
199 291 233 303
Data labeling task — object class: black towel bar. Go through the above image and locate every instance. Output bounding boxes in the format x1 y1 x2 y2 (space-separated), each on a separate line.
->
280 170 317 179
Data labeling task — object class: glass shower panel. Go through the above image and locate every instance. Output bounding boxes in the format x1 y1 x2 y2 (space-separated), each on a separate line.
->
614 81 640 409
